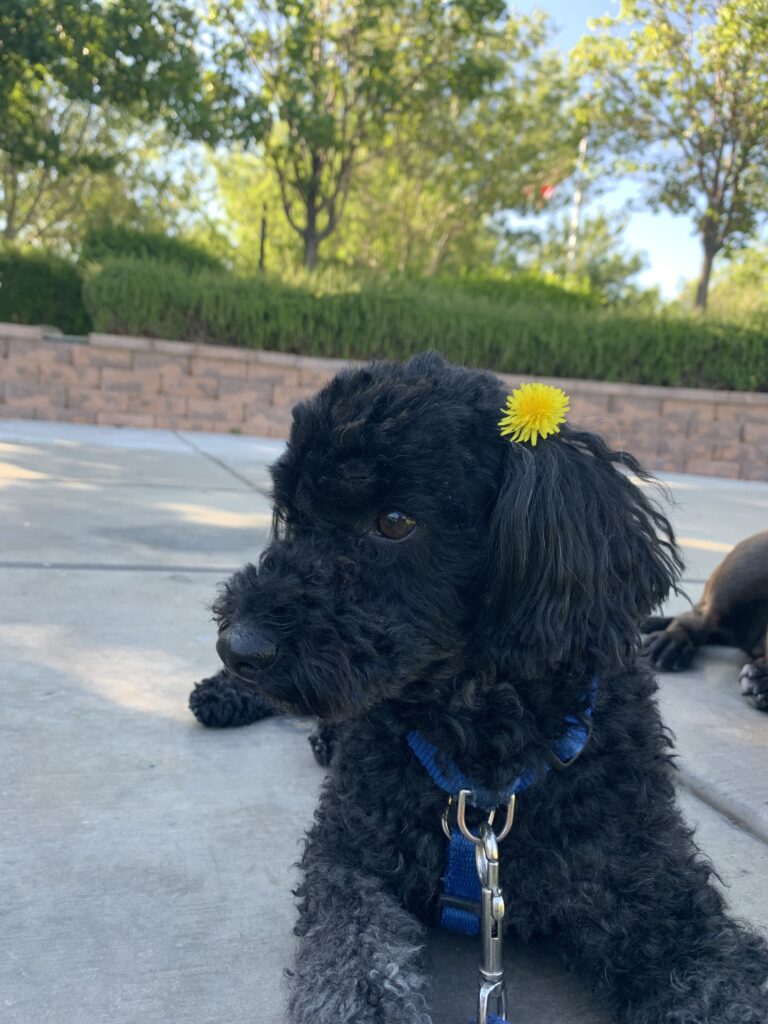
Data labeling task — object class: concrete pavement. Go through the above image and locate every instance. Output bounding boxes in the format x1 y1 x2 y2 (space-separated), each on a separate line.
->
1 419 767 1024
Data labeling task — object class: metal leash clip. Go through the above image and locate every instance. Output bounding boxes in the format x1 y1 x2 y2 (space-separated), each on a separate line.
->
455 789 515 1024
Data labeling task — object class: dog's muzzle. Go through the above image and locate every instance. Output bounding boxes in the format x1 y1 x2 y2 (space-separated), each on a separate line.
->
217 625 277 681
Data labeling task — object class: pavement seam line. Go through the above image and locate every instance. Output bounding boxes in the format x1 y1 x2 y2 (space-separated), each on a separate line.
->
678 769 768 847
173 430 262 492
0 561 235 573
3 476 252 493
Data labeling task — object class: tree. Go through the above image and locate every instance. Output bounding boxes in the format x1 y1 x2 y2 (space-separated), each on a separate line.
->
704 244 768 317
1 0 265 158
517 210 649 305
214 152 302 272
0 1 264 244
352 17 581 276
211 0 511 268
0 92 225 250
1 90 125 244
575 0 768 309
213 11 582 275
215 144 502 276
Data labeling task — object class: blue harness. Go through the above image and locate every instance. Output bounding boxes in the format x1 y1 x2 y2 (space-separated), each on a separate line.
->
407 678 598 937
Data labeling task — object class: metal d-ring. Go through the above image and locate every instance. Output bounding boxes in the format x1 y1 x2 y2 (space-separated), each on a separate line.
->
494 793 516 842
443 793 496 839
441 796 453 840
455 789 516 846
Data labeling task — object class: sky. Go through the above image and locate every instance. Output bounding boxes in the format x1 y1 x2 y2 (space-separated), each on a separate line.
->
514 0 703 297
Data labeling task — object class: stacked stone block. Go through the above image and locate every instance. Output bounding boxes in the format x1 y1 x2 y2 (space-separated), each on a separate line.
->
1 324 767 480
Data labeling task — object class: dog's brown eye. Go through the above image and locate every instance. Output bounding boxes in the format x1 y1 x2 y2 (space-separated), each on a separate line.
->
376 511 417 541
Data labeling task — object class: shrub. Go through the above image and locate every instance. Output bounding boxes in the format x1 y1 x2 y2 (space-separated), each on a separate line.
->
80 224 225 272
0 248 91 334
430 269 599 310
82 257 768 392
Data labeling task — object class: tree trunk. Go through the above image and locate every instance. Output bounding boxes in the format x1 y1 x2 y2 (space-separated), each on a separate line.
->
303 178 320 270
258 203 267 271
694 241 717 311
1 159 19 241
425 228 453 277
304 230 320 270
2 201 18 241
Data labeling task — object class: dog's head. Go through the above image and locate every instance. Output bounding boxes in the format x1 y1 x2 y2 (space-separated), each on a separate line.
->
214 352 680 721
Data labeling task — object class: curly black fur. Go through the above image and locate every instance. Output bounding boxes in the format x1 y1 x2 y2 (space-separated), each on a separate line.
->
189 667 276 728
190 353 768 1023
307 721 338 767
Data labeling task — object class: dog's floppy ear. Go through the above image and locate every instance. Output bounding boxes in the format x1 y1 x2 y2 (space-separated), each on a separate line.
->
484 428 681 677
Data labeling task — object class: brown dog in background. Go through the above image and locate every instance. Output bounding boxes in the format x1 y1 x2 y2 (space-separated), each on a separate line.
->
643 529 768 711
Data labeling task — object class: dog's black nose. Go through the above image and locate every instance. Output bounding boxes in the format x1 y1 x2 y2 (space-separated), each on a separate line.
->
217 625 277 680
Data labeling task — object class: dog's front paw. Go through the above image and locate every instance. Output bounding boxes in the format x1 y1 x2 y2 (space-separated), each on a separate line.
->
740 662 768 711
189 668 275 728
643 627 696 671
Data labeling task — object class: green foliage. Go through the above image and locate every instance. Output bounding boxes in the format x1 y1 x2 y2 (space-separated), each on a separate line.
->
2 97 120 244
705 247 768 318
0 247 90 333
215 148 500 277
429 270 598 310
83 257 766 391
1 109 228 252
0 2 603 293
0 1 260 166
209 1 574 267
1 2 264 251
574 0 768 308
512 210 651 306
215 153 302 273
80 225 225 272
215 18 582 282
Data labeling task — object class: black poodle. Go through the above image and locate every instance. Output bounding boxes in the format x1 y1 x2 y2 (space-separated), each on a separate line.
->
190 353 768 1024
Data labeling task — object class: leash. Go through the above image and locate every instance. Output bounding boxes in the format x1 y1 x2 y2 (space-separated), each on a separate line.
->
407 678 598 1024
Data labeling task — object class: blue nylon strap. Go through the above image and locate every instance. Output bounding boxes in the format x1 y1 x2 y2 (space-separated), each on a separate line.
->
552 675 598 766
440 828 481 936
551 716 590 764
407 676 599 809
409 677 599 939
406 731 535 811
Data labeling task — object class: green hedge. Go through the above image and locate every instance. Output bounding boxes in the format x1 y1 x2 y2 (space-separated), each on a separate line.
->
82 257 767 391
431 269 599 310
0 248 91 335
80 225 225 272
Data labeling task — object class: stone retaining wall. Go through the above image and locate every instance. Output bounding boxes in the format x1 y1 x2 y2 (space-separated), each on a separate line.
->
2 322 768 480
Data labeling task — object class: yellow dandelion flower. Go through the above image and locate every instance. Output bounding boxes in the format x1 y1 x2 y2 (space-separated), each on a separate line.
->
498 382 570 446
